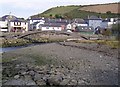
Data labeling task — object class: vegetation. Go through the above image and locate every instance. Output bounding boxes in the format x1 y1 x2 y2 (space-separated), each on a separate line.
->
31 4 119 19
76 40 119 49
111 24 120 40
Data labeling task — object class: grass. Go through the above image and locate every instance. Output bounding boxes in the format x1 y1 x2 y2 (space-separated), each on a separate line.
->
36 6 80 17
2 57 17 63
76 39 119 49
31 5 119 19
1 38 31 47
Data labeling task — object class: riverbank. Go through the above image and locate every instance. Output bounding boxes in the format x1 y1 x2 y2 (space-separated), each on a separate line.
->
2 42 119 85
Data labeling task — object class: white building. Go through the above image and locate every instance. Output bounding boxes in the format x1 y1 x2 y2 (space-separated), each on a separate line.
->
101 18 117 29
85 16 102 29
9 19 28 32
40 24 62 31
0 21 8 32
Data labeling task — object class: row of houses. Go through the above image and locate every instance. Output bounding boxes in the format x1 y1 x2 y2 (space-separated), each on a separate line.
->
0 15 119 33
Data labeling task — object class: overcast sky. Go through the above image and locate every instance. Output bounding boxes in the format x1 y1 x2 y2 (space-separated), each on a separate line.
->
0 0 119 19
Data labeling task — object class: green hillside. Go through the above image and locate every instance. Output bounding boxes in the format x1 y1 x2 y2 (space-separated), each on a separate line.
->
30 4 119 19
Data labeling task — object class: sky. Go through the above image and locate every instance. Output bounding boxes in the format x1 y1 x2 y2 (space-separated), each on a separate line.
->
0 0 119 19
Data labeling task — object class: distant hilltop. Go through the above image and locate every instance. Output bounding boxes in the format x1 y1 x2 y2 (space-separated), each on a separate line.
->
30 2 119 19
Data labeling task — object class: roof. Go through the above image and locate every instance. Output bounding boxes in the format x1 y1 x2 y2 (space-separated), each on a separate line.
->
10 19 26 22
1 15 17 21
31 21 40 25
41 23 62 27
45 18 69 23
27 18 43 21
85 15 102 20
76 26 94 32
72 18 85 23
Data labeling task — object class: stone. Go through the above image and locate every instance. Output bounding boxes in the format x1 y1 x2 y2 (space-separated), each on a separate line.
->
42 75 50 82
29 70 35 76
34 73 43 81
36 79 46 85
4 79 26 85
20 71 27 75
60 79 70 85
47 75 63 85
14 75 20 79
26 81 36 85
68 79 77 85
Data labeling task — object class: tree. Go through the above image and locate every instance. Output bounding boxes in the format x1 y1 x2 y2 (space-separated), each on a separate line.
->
49 14 53 18
55 14 60 19
106 11 111 14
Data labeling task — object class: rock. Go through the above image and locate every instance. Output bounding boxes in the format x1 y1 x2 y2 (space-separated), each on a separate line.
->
60 79 70 85
77 79 85 85
14 75 20 79
28 70 35 76
47 75 63 85
24 75 37 85
34 73 43 81
36 79 46 85
37 70 45 74
20 71 27 75
26 81 36 85
42 75 50 82
3 79 26 85
68 79 77 85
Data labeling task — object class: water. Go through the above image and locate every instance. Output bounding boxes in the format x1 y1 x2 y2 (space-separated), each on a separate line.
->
0 43 50 53
0 44 37 53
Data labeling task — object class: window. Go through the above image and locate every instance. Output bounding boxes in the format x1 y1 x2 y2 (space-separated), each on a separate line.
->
14 22 21 26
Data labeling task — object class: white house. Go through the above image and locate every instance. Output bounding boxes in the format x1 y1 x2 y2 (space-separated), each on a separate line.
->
27 18 45 30
40 24 62 31
85 16 102 29
101 18 117 29
0 21 8 32
9 19 28 32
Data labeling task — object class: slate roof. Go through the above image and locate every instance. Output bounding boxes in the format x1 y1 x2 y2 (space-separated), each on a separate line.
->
85 15 102 20
75 26 94 32
41 23 62 27
1 15 17 21
10 19 26 22
31 21 40 25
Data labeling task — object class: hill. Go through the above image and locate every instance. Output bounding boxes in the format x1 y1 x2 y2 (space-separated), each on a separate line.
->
30 3 119 19
79 3 119 14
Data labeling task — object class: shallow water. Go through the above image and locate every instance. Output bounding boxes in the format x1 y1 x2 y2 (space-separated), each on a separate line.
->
0 44 37 53
0 43 50 53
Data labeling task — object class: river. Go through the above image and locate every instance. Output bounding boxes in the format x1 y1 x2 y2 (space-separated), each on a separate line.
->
0 44 37 53
0 43 51 53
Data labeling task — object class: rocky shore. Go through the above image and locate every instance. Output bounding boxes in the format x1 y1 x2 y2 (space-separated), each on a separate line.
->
2 42 119 86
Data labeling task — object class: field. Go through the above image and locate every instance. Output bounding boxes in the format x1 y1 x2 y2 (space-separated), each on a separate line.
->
31 3 119 19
